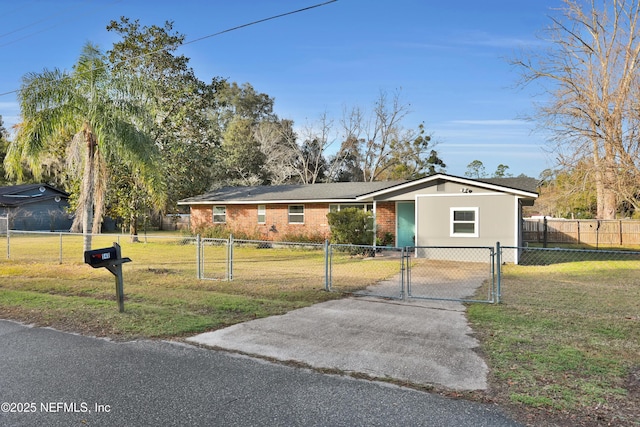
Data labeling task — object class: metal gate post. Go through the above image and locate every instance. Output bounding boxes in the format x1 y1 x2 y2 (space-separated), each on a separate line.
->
228 234 234 281
405 247 412 298
196 234 201 279
324 239 330 291
400 246 406 300
490 246 495 303
496 242 502 303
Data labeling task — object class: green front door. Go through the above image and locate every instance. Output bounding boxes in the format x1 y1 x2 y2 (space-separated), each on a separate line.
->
397 202 415 247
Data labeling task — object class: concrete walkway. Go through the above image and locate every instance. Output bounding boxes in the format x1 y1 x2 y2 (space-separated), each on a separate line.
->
188 296 488 391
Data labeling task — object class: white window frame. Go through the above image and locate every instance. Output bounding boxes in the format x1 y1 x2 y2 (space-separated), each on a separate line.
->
328 203 373 212
213 205 226 223
257 205 266 224
450 207 478 237
288 205 305 224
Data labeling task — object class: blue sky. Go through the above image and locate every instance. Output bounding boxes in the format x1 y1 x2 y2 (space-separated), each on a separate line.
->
0 0 561 178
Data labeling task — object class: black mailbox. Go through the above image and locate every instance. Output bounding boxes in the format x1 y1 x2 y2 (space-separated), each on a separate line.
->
84 247 119 268
83 243 131 313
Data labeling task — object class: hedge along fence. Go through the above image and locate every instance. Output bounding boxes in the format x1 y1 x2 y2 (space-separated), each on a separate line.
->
523 218 640 247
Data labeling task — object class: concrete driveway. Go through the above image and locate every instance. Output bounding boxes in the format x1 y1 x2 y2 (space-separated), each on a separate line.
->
188 296 488 391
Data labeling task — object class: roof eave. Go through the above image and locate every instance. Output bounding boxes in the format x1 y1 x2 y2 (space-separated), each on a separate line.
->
178 198 363 205
356 173 538 200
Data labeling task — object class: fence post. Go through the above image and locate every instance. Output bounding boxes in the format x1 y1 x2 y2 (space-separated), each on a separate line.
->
401 246 406 300
490 246 495 303
196 234 201 279
324 239 329 291
228 234 234 281
495 242 502 303
6 228 10 259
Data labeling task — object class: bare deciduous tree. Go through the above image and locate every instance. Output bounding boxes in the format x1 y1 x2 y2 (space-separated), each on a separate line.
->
515 0 640 219
333 90 443 182
254 119 298 185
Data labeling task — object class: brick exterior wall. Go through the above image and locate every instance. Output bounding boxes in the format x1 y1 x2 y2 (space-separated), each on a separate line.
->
189 202 399 244
191 206 213 229
375 201 396 245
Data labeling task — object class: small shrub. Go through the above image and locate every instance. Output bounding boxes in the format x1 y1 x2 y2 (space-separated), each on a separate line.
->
279 231 327 244
327 208 374 246
190 224 262 241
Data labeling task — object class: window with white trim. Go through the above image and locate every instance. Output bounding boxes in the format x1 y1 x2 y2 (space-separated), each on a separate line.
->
213 206 226 223
257 205 266 223
288 205 304 223
450 207 478 237
328 204 373 213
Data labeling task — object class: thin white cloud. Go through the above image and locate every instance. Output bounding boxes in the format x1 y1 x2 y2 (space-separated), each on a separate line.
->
443 143 533 149
447 119 528 126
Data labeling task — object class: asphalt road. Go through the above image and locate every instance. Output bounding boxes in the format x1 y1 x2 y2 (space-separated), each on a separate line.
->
0 320 521 426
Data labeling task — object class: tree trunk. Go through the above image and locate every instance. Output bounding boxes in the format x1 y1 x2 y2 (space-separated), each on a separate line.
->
130 213 139 243
82 128 96 252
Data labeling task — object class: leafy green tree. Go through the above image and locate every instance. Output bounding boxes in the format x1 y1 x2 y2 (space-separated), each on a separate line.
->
380 123 446 179
0 116 10 185
330 148 364 182
327 208 374 245
209 82 278 185
5 43 164 251
106 18 223 212
493 164 512 178
465 160 486 178
213 81 276 130
218 117 267 185
535 164 597 218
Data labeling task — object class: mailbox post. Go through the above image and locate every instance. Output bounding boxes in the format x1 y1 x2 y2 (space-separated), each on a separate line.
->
84 242 131 313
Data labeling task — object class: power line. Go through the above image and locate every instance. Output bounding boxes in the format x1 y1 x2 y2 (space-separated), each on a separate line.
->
0 0 338 98
184 0 337 47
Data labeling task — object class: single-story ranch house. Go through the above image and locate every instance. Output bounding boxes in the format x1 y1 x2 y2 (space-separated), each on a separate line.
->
178 174 538 261
0 183 72 231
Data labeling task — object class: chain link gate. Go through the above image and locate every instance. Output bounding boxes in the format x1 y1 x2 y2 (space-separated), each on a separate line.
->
327 245 407 299
405 246 496 303
198 237 230 280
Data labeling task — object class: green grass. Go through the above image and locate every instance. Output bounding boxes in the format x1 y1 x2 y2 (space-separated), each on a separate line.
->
0 232 399 339
468 259 640 425
5 233 638 424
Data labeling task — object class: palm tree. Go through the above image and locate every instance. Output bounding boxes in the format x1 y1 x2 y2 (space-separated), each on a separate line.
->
4 43 165 252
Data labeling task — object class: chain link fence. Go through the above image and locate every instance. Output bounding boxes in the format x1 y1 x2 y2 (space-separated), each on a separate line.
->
6 231 639 305
0 216 8 235
500 244 640 266
498 244 640 303
223 238 327 288
1 230 199 277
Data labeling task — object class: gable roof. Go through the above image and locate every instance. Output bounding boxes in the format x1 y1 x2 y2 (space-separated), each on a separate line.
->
357 174 539 200
178 181 406 205
0 184 69 208
178 174 538 206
